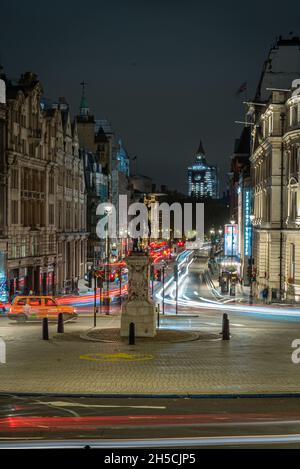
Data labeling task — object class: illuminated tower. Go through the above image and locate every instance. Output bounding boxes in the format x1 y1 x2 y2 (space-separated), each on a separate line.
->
187 140 218 199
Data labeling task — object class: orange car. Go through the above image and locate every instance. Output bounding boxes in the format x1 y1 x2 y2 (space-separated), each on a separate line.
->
0 301 6 314
8 296 77 322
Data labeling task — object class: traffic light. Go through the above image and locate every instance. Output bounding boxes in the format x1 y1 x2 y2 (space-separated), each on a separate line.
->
94 269 105 287
87 271 92 288
154 270 161 281
109 273 116 282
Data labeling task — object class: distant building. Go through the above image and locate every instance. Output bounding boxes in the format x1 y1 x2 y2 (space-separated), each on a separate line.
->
187 141 218 199
116 139 130 177
82 149 108 265
130 174 153 200
229 126 251 224
76 84 132 261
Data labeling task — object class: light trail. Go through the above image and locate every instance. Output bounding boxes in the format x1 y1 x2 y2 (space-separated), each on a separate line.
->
155 252 300 321
1 433 300 448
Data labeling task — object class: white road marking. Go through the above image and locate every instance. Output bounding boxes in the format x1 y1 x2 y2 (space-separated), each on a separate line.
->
36 401 166 410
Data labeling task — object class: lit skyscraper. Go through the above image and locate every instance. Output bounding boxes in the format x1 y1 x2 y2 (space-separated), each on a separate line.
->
187 140 218 199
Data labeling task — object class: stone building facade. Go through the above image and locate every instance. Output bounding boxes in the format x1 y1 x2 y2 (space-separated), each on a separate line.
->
250 83 300 301
0 72 87 298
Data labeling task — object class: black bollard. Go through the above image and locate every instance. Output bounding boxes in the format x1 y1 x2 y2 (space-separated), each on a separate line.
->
42 317 49 340
157 304 160 328
57 312 64 333
129 322 135 345
222 313 230 340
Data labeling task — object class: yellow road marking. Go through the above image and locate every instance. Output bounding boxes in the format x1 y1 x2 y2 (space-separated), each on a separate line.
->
80 352 154 362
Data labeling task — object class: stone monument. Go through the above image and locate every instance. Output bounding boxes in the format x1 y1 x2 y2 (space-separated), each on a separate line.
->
120 247 157 338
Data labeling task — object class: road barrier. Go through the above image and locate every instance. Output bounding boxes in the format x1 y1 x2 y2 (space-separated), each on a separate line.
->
129 322 135 345
57 313 64 333
42 317 49 340
222 313 230 340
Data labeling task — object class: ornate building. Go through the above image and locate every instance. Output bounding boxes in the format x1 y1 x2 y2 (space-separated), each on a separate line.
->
250 83 300 301
0 76 8 301
0 72 87 298
245 36 300 302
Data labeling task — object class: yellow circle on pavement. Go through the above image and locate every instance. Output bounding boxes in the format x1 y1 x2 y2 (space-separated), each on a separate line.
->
80 352 153 362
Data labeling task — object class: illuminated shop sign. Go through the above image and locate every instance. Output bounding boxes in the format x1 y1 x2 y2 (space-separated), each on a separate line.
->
0 252 8 303
224 224 238 257
243 189 252 257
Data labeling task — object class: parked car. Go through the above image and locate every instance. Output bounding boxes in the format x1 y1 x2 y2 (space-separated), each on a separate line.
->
8 296 77 322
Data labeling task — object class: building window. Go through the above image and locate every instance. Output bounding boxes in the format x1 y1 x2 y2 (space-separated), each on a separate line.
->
11 200 18 224
66 202 71 230
11 168 19 189
20 238 27 258
31 237 39 256
290 105 298 127
268 114 273 135
289 243 295 283
11 243 18 259
58 172 64 186
49 204 54 225
57 201 62 229
49 174 54 194
48 234 55 253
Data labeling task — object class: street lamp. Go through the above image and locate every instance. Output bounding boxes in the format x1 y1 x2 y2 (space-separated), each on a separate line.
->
160 260 167 315
104 205 112 315
209 228 215 259
174 263 179 315
230 220 235 258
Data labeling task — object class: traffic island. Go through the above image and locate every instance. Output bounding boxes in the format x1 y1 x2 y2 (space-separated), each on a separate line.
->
82 328 220 343
52 328 220 344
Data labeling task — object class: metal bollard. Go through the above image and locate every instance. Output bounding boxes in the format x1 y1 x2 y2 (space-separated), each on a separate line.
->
42 317 49 340
57 312 64 333
222 313 230 340
129 322 135 345
157 304 160 328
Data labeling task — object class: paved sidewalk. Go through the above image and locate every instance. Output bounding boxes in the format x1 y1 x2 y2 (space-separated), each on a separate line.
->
0 314 300 395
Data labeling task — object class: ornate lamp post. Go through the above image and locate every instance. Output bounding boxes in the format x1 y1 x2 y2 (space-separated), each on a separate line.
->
104 205 112 315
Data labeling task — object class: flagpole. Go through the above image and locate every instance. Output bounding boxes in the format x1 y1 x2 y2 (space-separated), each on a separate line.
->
244 85 248 125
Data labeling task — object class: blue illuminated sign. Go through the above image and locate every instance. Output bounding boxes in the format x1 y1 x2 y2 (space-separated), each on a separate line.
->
244 189 252 257
0 252 8 303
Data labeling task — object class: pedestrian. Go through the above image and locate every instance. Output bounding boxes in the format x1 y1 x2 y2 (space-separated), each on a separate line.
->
262 287 268 304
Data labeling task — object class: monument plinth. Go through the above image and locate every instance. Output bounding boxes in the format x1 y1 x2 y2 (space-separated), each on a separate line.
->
121 252 157 337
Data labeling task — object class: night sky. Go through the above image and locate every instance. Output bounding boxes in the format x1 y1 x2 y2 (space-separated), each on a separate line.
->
1 0 300 193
